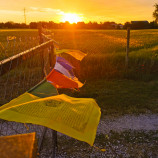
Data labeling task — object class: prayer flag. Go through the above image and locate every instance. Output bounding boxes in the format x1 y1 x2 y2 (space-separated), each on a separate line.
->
56 49 87 61
29 79 58 98
56 56 74 70
0 94 101 145
46 69 83 89
54 62 75 79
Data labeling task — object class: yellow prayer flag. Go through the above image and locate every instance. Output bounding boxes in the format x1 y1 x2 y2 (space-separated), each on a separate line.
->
56 49 87 61
0 93 101 146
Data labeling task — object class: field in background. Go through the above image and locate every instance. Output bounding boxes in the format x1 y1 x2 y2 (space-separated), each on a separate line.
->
0 29 39 60
1 29 158 80
1 29 158 55
53 29 158 53
52 29 158 80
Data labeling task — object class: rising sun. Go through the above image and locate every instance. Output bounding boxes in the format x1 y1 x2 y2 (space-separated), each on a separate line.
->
62 13 82 24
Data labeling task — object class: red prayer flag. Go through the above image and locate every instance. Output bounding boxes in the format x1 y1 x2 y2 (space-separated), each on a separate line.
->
46 69 83 89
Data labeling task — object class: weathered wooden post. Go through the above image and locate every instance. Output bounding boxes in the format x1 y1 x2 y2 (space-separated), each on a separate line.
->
126 27 130 69
52 130 57 158
37 127 47 154
49 44 56 70
38 22 45 78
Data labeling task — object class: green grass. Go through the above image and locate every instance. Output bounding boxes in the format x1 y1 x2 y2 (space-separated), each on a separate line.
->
1 29 158 57
59 79 158 115
1 29 158 81
51 29 158 81
0 29 38 60
52 29 158 53
78 45 158 81
0 29 38 42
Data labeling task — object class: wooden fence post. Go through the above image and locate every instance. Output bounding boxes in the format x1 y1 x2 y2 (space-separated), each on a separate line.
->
52 130 57 158
126 27 130 69
49 44 56 70
37 127 47 154
38 23 45 78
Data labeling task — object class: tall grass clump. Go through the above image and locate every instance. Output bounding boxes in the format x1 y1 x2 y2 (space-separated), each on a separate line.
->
81 53 125 80
80 46 158 81
52 29 158 81
125 47 158 81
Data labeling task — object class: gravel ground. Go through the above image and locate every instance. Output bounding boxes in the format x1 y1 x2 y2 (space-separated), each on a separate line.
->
0 114 158 158
98 114 158 134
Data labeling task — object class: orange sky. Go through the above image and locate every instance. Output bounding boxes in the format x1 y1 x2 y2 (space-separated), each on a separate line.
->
0 0 157 24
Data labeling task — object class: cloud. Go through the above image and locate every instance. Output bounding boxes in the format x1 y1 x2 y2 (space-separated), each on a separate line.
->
29 7 63 14
29 7 38 11
28 7 83 16
41 8 61 12
0 10 21 14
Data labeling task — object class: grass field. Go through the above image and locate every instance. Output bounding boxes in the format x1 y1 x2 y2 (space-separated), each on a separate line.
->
1 29 158 80
0 29 158 114
59 79 158 115
0 29 39 60
1 29 158 54
52 29 158 80
52 29 158 53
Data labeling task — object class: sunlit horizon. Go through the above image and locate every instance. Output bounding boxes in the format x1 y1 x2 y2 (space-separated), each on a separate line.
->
0 0 156 24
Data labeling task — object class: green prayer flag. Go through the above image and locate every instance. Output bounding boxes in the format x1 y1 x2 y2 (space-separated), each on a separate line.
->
29 79 58 98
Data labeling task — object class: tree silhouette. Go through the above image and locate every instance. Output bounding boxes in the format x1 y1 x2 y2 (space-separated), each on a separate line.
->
153 3 158 23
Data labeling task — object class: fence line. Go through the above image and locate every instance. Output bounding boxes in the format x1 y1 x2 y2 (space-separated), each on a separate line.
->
0 28 58 157
0 39 55 76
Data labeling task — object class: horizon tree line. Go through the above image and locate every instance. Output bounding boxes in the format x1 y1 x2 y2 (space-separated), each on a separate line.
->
0 20 157 30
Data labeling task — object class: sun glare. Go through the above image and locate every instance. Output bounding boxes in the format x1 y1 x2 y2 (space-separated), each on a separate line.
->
62 13 82 24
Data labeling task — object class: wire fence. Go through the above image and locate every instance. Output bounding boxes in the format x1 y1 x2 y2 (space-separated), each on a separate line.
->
0 39 54 104
0 35 39 60
51 29 158 81
0 30 57 157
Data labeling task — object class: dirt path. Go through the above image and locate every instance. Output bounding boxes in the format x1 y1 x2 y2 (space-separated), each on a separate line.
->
98 114 158 134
